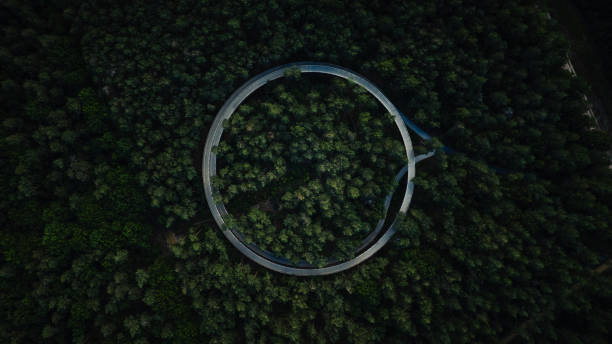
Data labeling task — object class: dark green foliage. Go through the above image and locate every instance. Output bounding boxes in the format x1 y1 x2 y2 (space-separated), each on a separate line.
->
214 75 405 263
551 272 612 344
1 0 611 343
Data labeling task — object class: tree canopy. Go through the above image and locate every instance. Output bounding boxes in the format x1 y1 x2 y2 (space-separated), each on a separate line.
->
1 0 611 343
214 73 405 265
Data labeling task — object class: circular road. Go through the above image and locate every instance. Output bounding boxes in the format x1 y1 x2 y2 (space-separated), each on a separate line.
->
202 62 416 276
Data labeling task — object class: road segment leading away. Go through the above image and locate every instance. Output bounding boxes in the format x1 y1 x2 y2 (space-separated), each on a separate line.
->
202 62 416 276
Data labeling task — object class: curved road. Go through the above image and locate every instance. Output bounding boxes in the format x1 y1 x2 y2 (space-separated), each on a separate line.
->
202 62 416 276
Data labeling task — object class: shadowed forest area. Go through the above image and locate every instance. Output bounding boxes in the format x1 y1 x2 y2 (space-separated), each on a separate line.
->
1 0 611 343
545 0 612 131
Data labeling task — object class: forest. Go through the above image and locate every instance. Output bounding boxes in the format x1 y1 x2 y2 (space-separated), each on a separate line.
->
1 0 611 343
214 72 406 265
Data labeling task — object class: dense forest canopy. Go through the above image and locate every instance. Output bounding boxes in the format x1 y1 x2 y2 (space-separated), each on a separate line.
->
1 0 611 343
214 72 406 265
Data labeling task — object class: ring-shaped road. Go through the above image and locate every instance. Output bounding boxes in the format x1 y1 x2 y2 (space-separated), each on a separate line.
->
202 62 416 276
